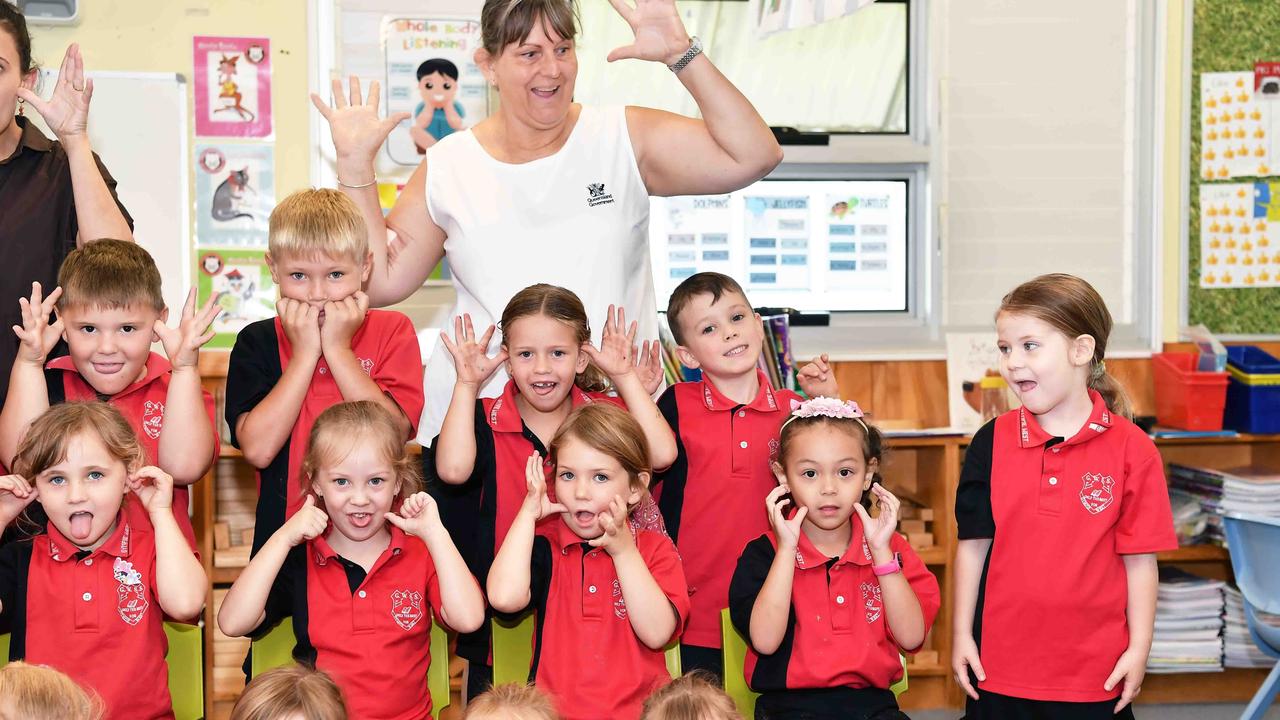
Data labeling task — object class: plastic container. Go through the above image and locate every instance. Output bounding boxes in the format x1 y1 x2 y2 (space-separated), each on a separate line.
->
1223 346 1280 434
1151 352 1229 430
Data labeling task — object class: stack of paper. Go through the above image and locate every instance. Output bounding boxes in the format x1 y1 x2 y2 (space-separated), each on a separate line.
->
1224 586 1278 668
1168 464 1280 545
1148 568 1225 674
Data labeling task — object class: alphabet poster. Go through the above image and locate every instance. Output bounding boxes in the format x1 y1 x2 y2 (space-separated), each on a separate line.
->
194 143 275 249
193 36 273 138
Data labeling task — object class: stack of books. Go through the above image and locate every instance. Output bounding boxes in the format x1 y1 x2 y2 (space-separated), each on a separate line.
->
1167 464 1280 545
1224 586 1277 668
1147 568 1225 674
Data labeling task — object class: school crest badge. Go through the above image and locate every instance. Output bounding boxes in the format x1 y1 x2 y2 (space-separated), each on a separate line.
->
612 579 628 620
114 557 149 626
390 589 424 631
860 581 883 623
1079 473 1115 515
141 401 164 440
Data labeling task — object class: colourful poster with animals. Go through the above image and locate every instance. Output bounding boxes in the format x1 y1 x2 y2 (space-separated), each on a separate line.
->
194 143 275 249
197 249 276 349
193 36 273 138
382 17 488 166
1198 182 1280 289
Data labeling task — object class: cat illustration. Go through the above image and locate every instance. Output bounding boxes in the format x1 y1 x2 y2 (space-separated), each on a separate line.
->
211 168 254 222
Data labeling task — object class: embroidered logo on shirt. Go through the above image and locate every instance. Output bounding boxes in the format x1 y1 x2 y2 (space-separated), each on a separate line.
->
587 183 615 208
390 589 425 631
114 557 149 626
1079 473 1116 515
768 437 780 460
141 400 164 440
612 579 628 619
860 581 883 623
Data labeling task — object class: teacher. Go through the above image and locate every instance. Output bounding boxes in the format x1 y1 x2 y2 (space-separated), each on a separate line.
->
314 0 782 441
0 4 133 402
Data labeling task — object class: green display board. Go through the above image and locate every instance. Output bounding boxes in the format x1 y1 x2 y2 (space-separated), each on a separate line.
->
1189 0 1280 333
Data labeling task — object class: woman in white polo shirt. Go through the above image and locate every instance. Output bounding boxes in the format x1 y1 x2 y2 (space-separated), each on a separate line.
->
313 0 782 441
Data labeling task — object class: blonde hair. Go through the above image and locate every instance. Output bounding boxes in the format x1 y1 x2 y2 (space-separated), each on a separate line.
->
549 403 650 501
464 683 560 720
230 664 347 720
56 238 164 312
299 401 421 501
480 0 579 57
500 283 607 392
268 188 369 264
641 671 742 720
14 402 144 481
997 273 1132 418
0 662 104 720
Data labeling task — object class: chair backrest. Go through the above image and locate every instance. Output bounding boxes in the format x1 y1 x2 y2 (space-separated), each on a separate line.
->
491 613 681 688
1224 513 1280 615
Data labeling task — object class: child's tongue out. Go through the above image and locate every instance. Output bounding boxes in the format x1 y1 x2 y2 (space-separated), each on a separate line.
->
69 511 94 540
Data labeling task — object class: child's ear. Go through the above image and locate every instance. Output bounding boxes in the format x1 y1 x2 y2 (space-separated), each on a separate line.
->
360 251 373 284
674 345 701 370
1070 334 1097 368
264 253 280 285
771 461 787 486
153 307 169 343
627 471 649 507
575 347 591 374
863 458 880 491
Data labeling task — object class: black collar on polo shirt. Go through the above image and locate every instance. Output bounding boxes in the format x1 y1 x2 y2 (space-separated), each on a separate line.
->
699 369 780 413
1016 389 1113 449
310 525 409 568
792 512 874 570
47 352 172 400
46 515 133 563
487 379 600 433
0 116 53 165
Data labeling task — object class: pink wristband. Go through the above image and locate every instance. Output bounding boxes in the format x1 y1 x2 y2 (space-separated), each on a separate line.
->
872 556 901 576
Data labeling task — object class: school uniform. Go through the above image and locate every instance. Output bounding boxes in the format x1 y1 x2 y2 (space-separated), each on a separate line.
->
0 518 174 720
253 526 449 720
224 310 424 552
955 390 1177 718
729 519 941 720
653 370 801 669
500 519 690 720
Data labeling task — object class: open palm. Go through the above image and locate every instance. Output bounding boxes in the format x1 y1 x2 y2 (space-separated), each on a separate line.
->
605 0 692 64
19 44 93 141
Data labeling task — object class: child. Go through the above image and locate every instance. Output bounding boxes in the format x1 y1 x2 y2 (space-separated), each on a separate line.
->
410 57 465 153
0 661 104 720
464 683 560 720
428 283 675 694
640 671 743 720
952 274 1177 720
230 664 348 720
729 397 939 720
0 239 221 546
218 401 484 720
655 271 838 676
0 401 207 719
487 403 689 720
225 189 424 552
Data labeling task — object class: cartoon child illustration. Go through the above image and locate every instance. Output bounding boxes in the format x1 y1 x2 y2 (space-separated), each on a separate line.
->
410 58 465 153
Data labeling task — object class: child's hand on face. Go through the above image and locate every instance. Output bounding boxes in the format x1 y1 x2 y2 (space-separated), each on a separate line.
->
277 298 322 360
13 282 64 366
155 287 222 370
797 353 839 399
320 291 370 353
766 484 807 550
280 494 329 547
588 494 636 557
853 483 900 553
384 491 441 538
582 305 638 381
0 474 37 527
634 339 664 396
520 452 568 523
127 466 174 515
440 314 507 388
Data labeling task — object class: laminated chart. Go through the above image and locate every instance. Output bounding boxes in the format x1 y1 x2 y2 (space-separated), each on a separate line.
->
1198 182 1280 288
662 195 735 284
1200 72 1280 180
744 195 811 291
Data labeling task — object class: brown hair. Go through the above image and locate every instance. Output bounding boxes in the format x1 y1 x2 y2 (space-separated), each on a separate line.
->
268 188 369 264
57 238 164 312
299 401 421 501
14 402 144 480
640 671 742 720
230 664 348 720
0 662 104 720
997 273 1132 418
0 2 34 76
777 413 886 510
549 403 651 501
464 683 560 720
480 0 579 57
665 272 750 346
500 283 607 392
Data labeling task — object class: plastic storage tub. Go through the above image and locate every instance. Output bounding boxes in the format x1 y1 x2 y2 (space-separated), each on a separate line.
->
1223 346 1280 434
1151 352 1229 430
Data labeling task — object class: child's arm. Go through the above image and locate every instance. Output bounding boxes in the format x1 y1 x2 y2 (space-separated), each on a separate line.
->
153 288 222 485
591 494 679 650
319 292 412 437
128 466 207 621
0 283 63 468
218 494 329 637
1104 553 1157 713
749 485 806 654
581 305 678 470
0 475 37 616
234 299 322 468
487 453 567 613
952 538 992 700
435 314 506 484
386 491 485 633
797 353 840 398
855 484 926 649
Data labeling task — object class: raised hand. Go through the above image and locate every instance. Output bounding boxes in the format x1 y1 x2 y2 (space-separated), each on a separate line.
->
127 466 175 515
797 353 839 399
384 491 442 539
12 282 64 366
633 339 664 395
440 314 506 388
310 77 411 164
519 452 567 523
17 44 92 142
154 287 221 370
279 494 330 547
588 494 636 557
320 291 370 355
765 484 806 550
581 305 638 381
852 483 900 552
0 475 36 527
604 0 694 65
276 298 322 361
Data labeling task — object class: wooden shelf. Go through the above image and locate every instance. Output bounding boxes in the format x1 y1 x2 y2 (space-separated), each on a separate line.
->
1157 545 1228 563
906 664 948 677
212 566 243 585
1153 433 1280 446
915 546 948 565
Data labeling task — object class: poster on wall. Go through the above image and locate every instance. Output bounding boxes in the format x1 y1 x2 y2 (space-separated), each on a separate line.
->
1198 182 1280 289
194 144 275 249
1199 71 1279 180
944 333 1020 432
198 250 277 349
193 36 273 138
382 18 488 166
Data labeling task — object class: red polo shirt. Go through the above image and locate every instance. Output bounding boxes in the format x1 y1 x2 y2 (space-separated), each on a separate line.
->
653 370 800 648
506 519 690 720
0 518 174 720
729 519 940 696
46 352 217 547
955 390 1178 702
225 310 424 552
255 526 456 720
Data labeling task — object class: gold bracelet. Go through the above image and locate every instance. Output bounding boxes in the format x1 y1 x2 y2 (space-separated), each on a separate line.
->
337 176 377 189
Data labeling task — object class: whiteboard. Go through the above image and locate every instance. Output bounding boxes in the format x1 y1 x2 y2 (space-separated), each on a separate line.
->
27 71 191 317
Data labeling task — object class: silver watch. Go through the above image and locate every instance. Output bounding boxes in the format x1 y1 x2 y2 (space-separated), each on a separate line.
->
668 36 703 74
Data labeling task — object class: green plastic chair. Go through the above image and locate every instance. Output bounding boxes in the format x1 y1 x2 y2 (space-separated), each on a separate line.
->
1 623 203 720
492 613 681 686
719 608 907 717
249 617 452 718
